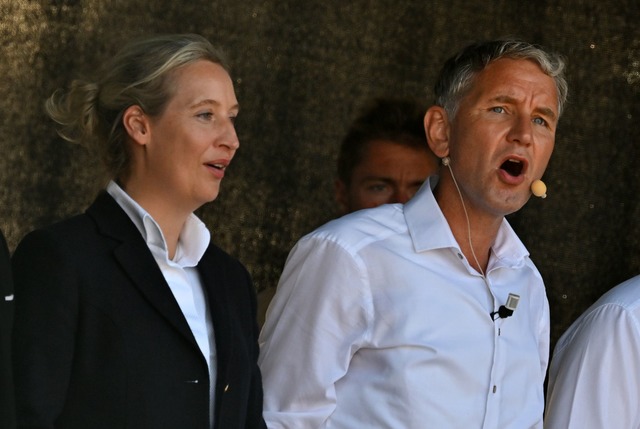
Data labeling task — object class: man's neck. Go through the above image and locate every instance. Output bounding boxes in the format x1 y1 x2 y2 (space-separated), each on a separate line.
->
433 179 503 274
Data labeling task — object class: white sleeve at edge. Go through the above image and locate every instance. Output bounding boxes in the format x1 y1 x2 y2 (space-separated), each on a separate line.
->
545 304 640 429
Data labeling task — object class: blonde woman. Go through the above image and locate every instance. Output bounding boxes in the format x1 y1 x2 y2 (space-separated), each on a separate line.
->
12 34 265 429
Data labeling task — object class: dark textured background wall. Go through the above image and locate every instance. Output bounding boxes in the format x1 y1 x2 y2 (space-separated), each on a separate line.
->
1 0 639 352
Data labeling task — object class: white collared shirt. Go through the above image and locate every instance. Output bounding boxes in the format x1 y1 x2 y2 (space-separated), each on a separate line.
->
259 177 549 429
545 274 640 429
106 181 217 426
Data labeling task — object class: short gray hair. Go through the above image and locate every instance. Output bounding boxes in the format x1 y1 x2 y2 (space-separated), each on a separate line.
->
435 39 568 119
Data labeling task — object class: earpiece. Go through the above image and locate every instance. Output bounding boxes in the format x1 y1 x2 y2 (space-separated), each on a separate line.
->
442 156 450 167
530 179 547 198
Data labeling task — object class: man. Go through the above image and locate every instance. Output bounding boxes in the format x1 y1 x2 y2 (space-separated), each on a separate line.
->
1 229 15 429
545 274 640 428
259 39 567 428
335 97 440 214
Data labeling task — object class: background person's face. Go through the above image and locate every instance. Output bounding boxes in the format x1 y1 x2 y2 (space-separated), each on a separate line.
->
336 139 439 214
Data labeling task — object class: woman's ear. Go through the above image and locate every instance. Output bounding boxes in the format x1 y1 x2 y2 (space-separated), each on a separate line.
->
424 106 450 159
122 105 150 146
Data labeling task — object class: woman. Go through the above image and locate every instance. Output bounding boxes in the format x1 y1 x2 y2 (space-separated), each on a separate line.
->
12 34 265 429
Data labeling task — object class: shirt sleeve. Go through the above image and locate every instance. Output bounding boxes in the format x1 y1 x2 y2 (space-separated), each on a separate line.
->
538 292 551 377
258 235 372 429
545 303 640 429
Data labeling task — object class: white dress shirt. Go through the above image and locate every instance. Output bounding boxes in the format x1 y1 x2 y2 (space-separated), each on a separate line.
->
259 178 549 429
106 181 217 426
545 274 640 429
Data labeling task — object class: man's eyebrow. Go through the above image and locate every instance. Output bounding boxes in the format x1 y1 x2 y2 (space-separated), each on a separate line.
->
491 95 557 122
361 176 395 183
535 106 557 122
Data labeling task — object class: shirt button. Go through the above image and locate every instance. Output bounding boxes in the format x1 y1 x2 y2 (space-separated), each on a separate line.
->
457 253 463 259
493 385 497 393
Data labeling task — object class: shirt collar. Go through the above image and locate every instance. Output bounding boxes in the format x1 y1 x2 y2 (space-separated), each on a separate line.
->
404 176 529 268
106 181 210 267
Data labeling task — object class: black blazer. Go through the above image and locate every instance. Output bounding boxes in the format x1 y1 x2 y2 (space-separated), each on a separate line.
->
11 192 266 429
1 229 16 429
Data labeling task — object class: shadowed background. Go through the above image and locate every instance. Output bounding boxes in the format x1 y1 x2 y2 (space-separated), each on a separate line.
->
1 0 639 352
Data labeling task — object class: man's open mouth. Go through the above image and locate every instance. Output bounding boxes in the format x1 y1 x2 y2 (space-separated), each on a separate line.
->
500 159 524 177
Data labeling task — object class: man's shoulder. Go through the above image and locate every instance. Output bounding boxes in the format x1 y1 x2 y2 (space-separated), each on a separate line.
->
592 274 640 311
305 204 408 249
554 275 640 365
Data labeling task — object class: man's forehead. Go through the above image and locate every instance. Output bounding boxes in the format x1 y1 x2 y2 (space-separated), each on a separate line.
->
469 59 559 108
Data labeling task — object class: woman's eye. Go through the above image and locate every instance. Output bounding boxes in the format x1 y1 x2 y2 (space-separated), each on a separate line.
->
197 112 213 120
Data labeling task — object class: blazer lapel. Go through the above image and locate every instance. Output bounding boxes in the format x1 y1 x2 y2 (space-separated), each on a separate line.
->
86 192 199 349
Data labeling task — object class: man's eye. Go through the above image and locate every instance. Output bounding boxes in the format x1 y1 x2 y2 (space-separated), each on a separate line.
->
533 117 548 126
368 184 387 193
490 106 505 113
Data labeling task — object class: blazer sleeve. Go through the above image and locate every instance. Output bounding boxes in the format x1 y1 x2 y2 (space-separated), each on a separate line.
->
12 228 80 429
1 230 16 429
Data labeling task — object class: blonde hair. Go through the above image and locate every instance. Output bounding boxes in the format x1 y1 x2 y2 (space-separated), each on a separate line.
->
46 33 229 180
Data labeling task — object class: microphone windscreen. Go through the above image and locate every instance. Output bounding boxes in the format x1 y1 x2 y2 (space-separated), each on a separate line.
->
531 179 547 198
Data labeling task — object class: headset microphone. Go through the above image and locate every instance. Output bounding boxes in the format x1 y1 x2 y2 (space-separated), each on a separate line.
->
442 155 522 323
531 179 547 198
442 155 524 321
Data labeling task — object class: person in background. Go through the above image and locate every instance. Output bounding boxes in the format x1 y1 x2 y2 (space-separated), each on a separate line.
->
1 228 15 429
545 274 640 428
256 97 440 326
258 98 440 324
12 34 265 429
259 39 567 428
335 97 439 214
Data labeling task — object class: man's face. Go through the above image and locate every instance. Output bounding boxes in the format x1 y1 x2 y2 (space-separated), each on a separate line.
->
335 139 439 214
444 57 559 218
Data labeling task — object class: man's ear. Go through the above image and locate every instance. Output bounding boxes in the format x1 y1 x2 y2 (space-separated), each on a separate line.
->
122 105 150 146
424 106 450 159
334 179 350 215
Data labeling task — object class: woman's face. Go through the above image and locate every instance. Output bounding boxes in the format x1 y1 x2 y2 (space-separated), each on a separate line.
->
140 60 239 213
